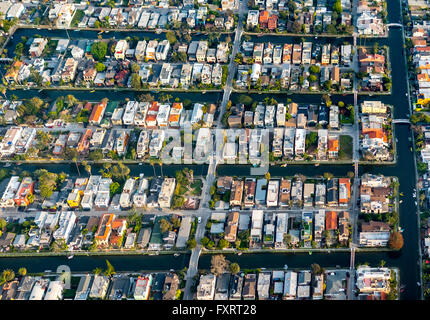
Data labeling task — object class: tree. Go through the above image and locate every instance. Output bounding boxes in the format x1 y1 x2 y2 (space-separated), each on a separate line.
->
171 215 181 229
131 73 142 89
326 24 337 34
388 232 404 250
291 21 302 33
95 62 106 72
311 263 323 275
186 238 197 249
90 41 108 61
37 171 58 199
218 239 230 249
109 182 121 197
309 74 317 82
0 269 15 284
160 218 173 234
104 260 116 277
201 236 210 247
309 65 320 74
93 267 103 275
283 233 292 246
230 263 240 275
210 254 229 275
332 0 342 14
323 172 334 180
166 30 177 44
110 162 130 182
18 267 27 277
0 218 6 231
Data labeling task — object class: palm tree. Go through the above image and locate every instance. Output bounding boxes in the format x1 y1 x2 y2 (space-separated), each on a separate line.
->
0 85 7 99
18 267 27 277
73 156 81 176
93 267 103 275
159 159 164 177
150 158 156 176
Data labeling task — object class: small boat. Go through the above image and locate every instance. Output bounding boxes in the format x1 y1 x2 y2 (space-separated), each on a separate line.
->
399 200 403 203
67 255 74 259
98 30 104 34
90 90 95 93
281 163 287 167
400 192 403 196
284 264 288 270
38 89 43 93
309 251 312 255
174 253 180 257
417 282 421 286
237 252 242 256
314 163 319 167
415 201 418 205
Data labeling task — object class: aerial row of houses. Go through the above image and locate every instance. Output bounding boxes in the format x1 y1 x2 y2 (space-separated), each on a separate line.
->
246 0 352 33
228 102 340 129
197 267 352 300
236 41 352 90
241 42 352 67
419 124 430 166
358 47 388 92
196 265 392 301
356 0 386 36
0 209 192 253
66 175 176 211
359 174 394 214
207 208 350 249
5 37 229 89
409 23 430 102
358 174 395 247
215 176 351 209
0 126 36 158
0 176 34 209
274 127 340 160
0 174 177 212
0 272 180 300
360 101 392 161
0 2 25 20
57 2 235 30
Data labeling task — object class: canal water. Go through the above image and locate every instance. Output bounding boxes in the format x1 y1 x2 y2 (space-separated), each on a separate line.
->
0 0 420 300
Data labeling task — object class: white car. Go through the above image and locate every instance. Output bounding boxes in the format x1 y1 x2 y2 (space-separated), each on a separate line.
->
198 217 202 223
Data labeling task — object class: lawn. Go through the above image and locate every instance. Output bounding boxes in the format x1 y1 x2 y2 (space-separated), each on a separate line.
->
339 135 353 160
